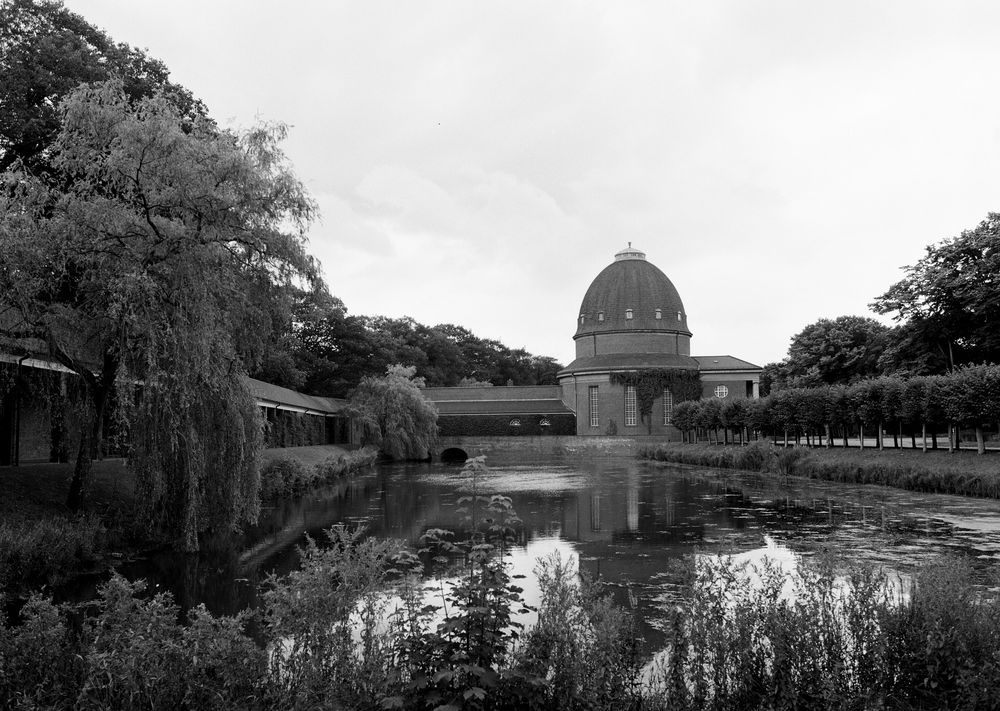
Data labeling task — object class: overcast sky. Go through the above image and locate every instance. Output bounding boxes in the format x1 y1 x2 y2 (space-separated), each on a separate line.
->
64 1 1000 367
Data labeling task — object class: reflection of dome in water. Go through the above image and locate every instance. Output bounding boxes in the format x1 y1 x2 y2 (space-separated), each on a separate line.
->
575 244 690 338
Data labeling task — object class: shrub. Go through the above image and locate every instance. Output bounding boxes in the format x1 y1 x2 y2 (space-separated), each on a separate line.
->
0 594 82 709
733 440 777 472
0 514 103 591
314 446 379 481
646 554 1000 711
517 552 642 710
775 447 813 476
261 447 379 500
76 576 190 709
258 456 315 499
262 525 400 709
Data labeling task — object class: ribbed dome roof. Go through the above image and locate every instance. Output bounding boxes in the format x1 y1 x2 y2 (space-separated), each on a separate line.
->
575 246 690 338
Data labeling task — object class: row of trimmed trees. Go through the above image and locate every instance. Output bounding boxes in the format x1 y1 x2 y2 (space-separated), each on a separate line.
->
672 365 1000 454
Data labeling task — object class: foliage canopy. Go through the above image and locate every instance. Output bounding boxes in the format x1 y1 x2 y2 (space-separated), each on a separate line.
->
873 213 1000 369
0 80 316 546
349 365 439 460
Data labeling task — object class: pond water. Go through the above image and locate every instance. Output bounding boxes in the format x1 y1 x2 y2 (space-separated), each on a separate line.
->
64 452 1000 652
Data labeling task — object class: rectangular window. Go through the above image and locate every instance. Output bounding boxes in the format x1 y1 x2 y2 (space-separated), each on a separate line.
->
663 389 673 425
624 385 637 427
589 386 599 428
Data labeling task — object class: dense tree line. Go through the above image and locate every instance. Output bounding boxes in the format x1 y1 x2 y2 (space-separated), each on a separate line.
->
673 365 1000 455
764 214 1000 393
253 285 563 397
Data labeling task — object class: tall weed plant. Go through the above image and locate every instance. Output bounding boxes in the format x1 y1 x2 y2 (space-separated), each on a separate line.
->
0 513 103 591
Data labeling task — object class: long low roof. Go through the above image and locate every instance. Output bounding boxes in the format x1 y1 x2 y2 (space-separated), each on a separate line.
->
558 353 761 375
0 350 348 416
423 385 562 401
691 355 762 371
433 399 573 416
559 352 700 374
248 378 347 415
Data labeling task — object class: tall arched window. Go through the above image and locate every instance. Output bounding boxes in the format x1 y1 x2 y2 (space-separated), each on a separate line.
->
624 385 637 426
663 389 673 425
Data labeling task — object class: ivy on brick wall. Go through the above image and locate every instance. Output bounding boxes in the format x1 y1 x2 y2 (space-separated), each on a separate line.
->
610 368 702 433
264 410 329 448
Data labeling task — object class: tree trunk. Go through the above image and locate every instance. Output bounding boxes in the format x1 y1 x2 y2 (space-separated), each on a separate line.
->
976 426 985 455
877 421 884 451
948 424 955 453
65 384 110 512
58 348 118 512
932 431 938 450
65 425 92 512
783 428 789 448
842 426 848 448
922 422 927 454
910 428 916 450
859 424 865 450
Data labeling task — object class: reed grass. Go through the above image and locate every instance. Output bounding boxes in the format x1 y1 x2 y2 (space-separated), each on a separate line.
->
641 441 1000 498
258 446 379 499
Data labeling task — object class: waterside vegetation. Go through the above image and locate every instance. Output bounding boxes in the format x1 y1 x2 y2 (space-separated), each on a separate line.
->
641 441 1000 499
3 515 999 709
259 446 379 499
0 444 377 597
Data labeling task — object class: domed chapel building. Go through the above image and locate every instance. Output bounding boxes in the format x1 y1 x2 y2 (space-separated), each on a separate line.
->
424 245 762 439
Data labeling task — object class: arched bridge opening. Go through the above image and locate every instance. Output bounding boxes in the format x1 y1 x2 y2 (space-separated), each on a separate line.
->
440 447 469 464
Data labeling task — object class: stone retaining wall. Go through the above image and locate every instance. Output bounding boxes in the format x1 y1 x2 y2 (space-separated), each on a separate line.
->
436 434 672 459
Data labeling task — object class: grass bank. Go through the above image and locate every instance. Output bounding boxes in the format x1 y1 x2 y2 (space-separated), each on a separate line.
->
640 441 1000 498
0 459 135 592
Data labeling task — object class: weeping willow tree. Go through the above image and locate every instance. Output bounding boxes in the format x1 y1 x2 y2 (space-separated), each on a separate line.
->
610 368 701 434
350 365 438 460
129 373 263 552
124 251 271 550
0 79 316 548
